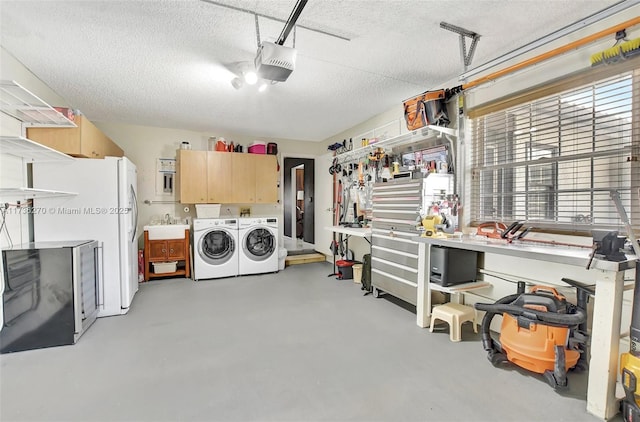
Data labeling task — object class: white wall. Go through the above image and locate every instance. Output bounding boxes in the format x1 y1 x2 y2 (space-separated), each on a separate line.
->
96 121 326 248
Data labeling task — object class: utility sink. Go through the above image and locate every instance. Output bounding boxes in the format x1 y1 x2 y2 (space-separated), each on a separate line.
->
144 224 189 240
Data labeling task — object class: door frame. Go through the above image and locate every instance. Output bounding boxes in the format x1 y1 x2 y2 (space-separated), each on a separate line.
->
282 155 315 244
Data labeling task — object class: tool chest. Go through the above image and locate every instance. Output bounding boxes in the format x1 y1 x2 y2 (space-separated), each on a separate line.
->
370 178 422 304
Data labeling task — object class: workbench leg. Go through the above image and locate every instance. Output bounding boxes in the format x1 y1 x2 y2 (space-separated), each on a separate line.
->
587 270 625 420
417 243 431 328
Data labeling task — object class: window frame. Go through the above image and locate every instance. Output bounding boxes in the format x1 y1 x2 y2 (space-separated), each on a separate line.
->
467 65 639 234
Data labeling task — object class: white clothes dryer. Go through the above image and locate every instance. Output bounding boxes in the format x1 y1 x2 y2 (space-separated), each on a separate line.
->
193 218 239 280
238 217 279 275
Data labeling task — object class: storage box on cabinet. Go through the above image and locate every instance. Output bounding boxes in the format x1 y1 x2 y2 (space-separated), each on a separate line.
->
177 150 277 204
26 115 124 158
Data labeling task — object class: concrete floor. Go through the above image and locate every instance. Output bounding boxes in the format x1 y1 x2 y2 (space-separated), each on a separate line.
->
0 262 612 421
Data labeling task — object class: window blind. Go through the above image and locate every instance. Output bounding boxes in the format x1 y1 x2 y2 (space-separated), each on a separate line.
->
469 70 639 233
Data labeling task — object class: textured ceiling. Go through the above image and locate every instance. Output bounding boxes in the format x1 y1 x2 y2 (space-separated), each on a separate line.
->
0 0 625 141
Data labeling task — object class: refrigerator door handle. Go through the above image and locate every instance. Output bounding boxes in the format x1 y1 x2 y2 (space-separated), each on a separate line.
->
131 185 138 243
96 244 105 307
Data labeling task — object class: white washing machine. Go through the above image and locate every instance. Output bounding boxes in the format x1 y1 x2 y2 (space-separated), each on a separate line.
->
193 218 239 280
238 217 279 275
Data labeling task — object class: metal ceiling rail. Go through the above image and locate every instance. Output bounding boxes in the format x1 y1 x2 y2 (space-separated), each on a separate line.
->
461 14 640 91
458 0 640 82
200 0 351 42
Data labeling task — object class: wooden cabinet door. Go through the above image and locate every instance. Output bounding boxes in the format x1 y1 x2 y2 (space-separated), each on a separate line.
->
206 151 233 203
149 240 168 260
255 154 278 203
230 153 256 203
26 115 123 158
178 150 208 204
167 239 186 260
26 122 82 156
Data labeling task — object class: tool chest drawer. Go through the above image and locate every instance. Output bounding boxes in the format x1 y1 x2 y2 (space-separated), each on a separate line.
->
372 179 422 227
371 268 418 306
372 229 420 254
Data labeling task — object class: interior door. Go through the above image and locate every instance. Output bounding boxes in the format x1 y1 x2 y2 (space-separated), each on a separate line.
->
283 157 315 243
314 153 334 256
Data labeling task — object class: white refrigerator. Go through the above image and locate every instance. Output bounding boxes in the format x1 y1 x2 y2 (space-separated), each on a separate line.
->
32 157 139 317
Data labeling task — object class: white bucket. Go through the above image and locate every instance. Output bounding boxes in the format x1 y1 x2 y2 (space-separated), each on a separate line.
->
352 264 363 284
278 247 288 271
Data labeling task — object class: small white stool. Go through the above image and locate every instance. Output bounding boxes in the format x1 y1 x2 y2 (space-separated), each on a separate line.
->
429 303 478 342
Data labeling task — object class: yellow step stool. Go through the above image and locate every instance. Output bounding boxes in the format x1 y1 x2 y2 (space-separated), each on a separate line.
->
429 303 478 342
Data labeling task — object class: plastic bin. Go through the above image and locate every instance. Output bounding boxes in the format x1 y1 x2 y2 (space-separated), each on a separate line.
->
248 141 266 154
152 261 178 274
195 204 221 218
352 264 363 284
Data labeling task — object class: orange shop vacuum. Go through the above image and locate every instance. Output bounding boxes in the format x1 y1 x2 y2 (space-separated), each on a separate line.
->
474 280 588 390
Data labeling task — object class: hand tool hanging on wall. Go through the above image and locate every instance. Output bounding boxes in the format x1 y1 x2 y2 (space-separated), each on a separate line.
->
336 179 342 225
590 29 640 66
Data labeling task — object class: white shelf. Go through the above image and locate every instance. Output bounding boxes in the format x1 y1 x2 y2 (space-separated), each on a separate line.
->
1 136 74 162
0 80 76 127
0 187 77 200
429 281 491 294
334 125 457 164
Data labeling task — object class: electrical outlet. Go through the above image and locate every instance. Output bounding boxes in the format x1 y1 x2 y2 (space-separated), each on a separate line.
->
240 207 251 217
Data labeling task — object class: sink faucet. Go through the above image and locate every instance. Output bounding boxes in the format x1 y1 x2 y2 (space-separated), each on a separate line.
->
165 213 171 225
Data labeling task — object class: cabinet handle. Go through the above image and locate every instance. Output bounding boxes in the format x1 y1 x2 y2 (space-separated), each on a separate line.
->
170 249 174 253
162 249 166 253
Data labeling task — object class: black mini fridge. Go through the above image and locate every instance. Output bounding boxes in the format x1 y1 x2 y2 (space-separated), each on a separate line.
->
1 240 99 353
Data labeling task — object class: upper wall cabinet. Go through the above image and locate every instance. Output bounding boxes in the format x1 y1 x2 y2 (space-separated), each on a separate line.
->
26 115 124 159
177 150 278 204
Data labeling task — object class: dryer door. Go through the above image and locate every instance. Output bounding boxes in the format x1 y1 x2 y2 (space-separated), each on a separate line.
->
243 228 275 262
199 229 235 265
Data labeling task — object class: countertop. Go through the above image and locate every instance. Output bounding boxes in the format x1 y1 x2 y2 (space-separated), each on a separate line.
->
324 225 372 237
411 234 636 272
4 240 97 250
